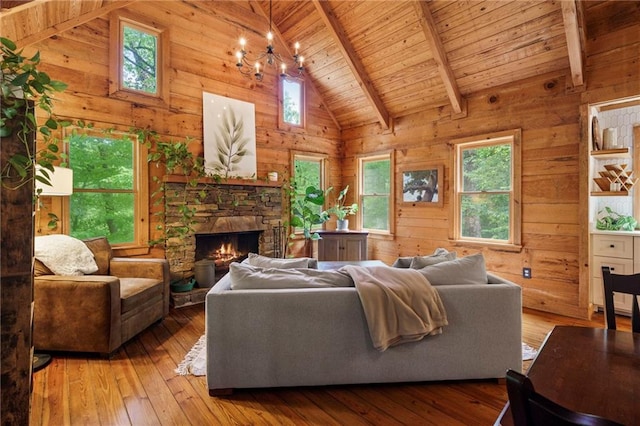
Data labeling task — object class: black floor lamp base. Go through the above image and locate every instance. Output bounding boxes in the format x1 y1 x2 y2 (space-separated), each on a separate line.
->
33 353 52 372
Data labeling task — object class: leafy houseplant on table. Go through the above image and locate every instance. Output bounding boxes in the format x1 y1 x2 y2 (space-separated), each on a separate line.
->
327 185 358 231
289 184 330 257
596 207 638 231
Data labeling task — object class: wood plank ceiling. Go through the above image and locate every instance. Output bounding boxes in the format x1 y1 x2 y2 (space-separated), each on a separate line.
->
1 0 587 131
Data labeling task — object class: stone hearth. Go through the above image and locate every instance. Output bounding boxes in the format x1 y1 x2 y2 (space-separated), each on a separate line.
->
163 178 283 279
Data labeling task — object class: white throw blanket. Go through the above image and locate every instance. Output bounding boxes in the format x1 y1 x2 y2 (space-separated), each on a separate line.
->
34 234 99 276
342 265 448 352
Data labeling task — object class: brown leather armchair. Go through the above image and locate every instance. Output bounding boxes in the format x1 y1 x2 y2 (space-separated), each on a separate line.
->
33 237 170 355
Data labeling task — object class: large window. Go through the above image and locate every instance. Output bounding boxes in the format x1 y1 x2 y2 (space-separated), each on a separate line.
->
110 14 167 106
65 126 148 251
291 152 326 232
280 78 305 129
359 152 393 234
451 129 521 248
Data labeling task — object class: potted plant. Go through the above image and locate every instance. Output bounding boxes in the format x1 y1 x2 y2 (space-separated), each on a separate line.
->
596 207 638 231
327 185 358 231
289 184 329 256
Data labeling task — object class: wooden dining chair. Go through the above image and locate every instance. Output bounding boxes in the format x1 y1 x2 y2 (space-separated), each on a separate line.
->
601 266 640 333
505 370 623 426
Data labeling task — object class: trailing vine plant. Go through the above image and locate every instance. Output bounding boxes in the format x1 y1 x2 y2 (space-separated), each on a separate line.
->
136 129 219 249
0 37 68 190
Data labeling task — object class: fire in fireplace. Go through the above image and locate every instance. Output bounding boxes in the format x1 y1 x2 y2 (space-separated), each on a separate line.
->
195 231 261 280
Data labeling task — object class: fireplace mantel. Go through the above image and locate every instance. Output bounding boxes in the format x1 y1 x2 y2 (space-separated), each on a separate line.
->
163 178 284 279
163 175 281 188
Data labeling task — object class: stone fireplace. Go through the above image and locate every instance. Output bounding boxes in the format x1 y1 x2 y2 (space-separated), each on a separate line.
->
163 178 284 281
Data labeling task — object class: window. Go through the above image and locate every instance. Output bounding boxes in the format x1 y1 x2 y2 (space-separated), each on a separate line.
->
65 126 148 252
280 78 305 129
451 129 521 248
291 152 326 232
110 14 167 106
358 152 394 234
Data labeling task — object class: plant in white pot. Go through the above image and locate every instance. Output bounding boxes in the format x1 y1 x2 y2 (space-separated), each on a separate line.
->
327 185 358 231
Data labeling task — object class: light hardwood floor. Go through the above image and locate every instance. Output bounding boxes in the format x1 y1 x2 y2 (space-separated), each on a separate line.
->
30 306 630 425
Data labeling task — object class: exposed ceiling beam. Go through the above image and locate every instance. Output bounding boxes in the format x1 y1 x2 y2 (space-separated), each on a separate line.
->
561 0 585 87
311 0 391 130
1 0 136 48
413 0 464 115
251 0 342 131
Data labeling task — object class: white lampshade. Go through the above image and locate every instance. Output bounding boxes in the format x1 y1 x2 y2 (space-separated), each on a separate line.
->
35 166 73 196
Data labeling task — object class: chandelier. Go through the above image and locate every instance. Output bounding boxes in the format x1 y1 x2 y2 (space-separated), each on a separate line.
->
235 0 304 81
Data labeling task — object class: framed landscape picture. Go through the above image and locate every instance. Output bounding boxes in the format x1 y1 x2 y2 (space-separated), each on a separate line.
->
401 165 443 207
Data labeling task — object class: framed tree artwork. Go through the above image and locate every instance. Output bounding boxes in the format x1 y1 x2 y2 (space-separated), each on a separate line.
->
203 91 256 178
401 165 443 207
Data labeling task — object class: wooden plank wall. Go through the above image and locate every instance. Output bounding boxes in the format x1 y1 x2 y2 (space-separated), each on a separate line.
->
29 1 342 257
342 1 640 319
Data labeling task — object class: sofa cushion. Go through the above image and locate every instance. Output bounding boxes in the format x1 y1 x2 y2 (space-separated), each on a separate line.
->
229 262 354 289
392 248 456 268
83 237 113 275
417 253 488 286
120 277 164 314
409 250 457 269
34 234 99 276
247 253 315 269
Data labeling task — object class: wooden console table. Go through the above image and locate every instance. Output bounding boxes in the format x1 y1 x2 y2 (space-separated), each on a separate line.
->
496 326 640 425
315 230 368 261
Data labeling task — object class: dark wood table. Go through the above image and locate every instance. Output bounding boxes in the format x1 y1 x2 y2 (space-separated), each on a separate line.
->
496 325 640 425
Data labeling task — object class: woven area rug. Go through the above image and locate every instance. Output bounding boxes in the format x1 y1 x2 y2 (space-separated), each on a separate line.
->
175 336 538 377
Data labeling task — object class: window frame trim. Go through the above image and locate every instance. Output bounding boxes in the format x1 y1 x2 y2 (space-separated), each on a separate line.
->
449 128 522 250
62 123 149 255
357 150 395 237
109 12 169 108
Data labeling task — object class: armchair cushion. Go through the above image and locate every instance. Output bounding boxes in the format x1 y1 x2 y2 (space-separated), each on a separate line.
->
83 236 113 275
120 277 165 313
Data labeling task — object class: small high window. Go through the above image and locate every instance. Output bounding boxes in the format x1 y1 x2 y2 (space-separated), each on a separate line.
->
280 78 305 129
110 14 167 106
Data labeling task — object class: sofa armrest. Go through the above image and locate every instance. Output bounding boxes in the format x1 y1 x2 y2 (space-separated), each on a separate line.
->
110 257 170 316
33 275 121 354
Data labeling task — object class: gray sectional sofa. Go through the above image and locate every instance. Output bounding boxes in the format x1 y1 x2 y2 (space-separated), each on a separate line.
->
205 255 522 395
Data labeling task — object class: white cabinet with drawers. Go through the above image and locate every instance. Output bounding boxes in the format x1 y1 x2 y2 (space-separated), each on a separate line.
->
590 232 638 314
